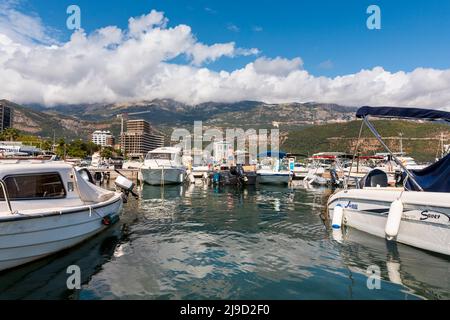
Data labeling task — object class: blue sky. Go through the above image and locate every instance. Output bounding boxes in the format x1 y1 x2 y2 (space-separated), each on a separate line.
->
16 0 450 77
1 0 450 107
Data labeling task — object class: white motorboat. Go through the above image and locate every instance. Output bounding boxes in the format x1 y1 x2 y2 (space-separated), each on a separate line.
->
122 155 144 169
257 170 292 185
141 147 186 185
256 156 292 185
0 160 124 272
328 106 450 256
303 166 327 186
292 163 309 180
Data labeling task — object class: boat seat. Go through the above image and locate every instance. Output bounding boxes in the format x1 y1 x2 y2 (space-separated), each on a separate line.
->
359 169 388 188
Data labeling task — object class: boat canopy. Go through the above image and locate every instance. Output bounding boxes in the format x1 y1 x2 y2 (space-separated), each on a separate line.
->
405 153 450 192
356 106 450 122
258 151 287 159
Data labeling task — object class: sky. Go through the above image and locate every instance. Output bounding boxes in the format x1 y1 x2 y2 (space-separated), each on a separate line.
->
0 0 450 107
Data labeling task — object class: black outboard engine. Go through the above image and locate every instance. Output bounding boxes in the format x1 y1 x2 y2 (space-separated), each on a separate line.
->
358 169 389 189
330 168 339 186
394 169 404 186
235 164 245 177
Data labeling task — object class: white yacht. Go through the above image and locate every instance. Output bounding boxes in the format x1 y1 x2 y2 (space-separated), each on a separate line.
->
0 160 124 271
122 155 144 169
328 106 450 256
141 147 186 185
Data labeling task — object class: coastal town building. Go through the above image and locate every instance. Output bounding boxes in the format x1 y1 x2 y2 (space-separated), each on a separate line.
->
120 119 164 157
91 130 115 147
0 103 13 133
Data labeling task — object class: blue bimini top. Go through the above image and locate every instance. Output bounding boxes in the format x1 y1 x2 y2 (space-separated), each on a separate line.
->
405 153 450 192
356 106 450 122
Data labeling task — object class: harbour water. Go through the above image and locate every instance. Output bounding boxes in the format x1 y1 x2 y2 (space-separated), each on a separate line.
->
0 183 448 300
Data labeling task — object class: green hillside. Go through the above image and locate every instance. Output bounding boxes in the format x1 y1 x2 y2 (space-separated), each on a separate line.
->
282 120 450 162
1 100 121 140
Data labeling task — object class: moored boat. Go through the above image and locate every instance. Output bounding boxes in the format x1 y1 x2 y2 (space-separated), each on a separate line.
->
256 155 292 185
0 160 124 272
328 106 450 256
141 147 186 185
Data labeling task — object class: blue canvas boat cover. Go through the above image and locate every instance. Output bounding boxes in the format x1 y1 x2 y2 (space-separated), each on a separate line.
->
356 106 450 122
405 153 450 192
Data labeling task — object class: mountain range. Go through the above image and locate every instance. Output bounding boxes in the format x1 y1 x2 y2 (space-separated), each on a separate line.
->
3 99 448 161
2 99 357 140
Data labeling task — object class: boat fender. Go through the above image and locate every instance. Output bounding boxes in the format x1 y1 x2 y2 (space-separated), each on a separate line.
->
102 214 119 226
332 204 344 229
332 228 343 243
385 199 403 240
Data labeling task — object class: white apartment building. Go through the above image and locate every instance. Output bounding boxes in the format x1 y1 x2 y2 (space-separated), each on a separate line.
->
92 130 115 147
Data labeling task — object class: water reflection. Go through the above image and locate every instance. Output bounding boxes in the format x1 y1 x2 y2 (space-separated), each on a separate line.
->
331 227 450 299
0 224 122 300
0 183 448 300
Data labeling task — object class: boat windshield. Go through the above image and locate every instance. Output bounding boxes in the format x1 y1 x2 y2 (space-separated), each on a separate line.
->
146 153 174 161
0 172 66 200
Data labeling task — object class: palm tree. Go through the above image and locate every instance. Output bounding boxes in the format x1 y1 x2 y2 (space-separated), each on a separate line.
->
0 128 19 141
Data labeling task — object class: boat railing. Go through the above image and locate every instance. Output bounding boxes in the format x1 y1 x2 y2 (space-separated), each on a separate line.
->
0 179 14 214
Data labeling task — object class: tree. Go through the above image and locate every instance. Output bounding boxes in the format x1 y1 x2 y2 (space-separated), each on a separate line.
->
41 140 53 151
0 128 20 141
86 141 100 155
100 146 113 159
56 138 66 158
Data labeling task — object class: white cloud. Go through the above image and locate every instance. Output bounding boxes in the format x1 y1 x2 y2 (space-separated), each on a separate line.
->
128 10 168 36
227 23 240 33
318 59 334 70
204 7 217 14
0 0 57 45
253 56 303 76
0 8 450 109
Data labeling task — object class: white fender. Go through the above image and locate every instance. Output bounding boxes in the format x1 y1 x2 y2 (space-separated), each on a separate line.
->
331 204 344 229
385 199 403 240
386 260 403 285
332 229 343 243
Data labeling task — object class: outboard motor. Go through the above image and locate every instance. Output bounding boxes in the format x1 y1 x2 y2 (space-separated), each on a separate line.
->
359 169 389 189
212 171 221 184
330 168 339 186
115 175 138 202
235 164 246 185
394 169 404 186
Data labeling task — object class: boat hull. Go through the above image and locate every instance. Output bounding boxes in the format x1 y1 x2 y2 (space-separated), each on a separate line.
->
141 168 186 185
328 189 450 256
257 173 291 185
0 197 123 272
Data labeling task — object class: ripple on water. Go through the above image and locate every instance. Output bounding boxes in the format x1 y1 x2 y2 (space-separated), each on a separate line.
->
0 184 447 299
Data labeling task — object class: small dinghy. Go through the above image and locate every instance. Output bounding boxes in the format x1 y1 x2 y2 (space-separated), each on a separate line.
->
0 160 127 271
